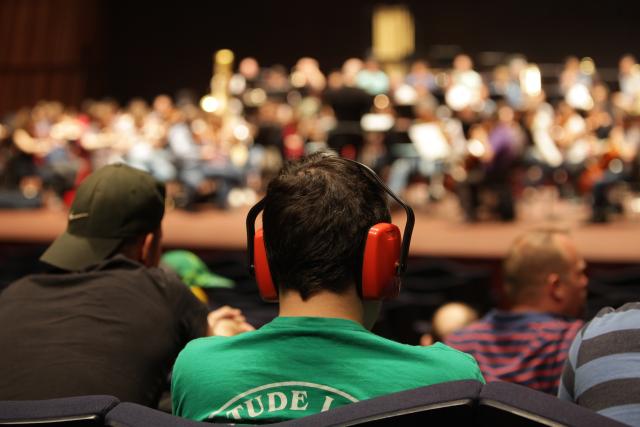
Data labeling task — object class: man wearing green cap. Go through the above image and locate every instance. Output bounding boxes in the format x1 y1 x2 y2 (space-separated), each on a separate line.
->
0 163 251 407
161 250 235 305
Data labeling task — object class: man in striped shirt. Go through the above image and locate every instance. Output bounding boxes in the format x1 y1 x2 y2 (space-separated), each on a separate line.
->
559 303 640 425
446 228 588 394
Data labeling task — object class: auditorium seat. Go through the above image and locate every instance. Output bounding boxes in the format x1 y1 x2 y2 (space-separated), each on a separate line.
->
280 380 483 426
477 381 626 427
0 382 628 426
0 395 119 426
104 402 226 427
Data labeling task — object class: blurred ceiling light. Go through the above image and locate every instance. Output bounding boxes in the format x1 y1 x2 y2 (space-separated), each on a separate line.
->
394 84 418 105
520 64 541 97
361 113 394 132
373 94 390 110
580 57 596 75
233 123 250 141
467 138 486 157
200 95 220 113
409 123 451 160
445 85 473 111
566 84 594 110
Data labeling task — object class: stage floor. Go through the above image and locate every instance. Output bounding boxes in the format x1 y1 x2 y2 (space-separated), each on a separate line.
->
1 191 639 264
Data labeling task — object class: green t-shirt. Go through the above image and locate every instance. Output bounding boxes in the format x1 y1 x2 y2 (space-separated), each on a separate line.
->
172 316 484 423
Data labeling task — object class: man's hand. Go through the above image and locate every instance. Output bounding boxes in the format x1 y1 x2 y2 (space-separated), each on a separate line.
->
207 306 255 337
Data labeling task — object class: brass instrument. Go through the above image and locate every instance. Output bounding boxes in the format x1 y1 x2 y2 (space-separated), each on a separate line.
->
200 49 234 115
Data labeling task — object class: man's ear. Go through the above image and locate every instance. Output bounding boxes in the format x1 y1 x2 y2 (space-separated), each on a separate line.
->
141 232 161 267
547 273 563 302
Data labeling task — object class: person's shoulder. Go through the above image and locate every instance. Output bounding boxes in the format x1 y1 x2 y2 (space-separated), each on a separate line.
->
416 342 484 380
96 257 187 291
420 342 479 362
182 327 261 351
175 331 257 369
0 270 64 295
581 302 640 338
146 264 185 288
175 336 218 365
594 302 640 319
0 274 39 296
376 333 479 367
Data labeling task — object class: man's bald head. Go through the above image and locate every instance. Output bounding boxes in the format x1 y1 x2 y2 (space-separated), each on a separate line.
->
503 228 575 305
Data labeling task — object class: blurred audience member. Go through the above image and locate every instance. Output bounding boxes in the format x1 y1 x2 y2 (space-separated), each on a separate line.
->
324 58 372 158
405 59 437 97
172 153 483 423
3 52 640 223
447 53 485 112
0 164 250 406
446 228 588 394
356 57 390 96
616 54 640 115
559 303 640 426
420 302 479 346
161 249 235 304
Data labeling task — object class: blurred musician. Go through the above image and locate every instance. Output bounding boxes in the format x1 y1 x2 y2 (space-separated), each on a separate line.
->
324 58 373 159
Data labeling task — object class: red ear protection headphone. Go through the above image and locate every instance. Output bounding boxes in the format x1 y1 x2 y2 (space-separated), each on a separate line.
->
246 159 414 302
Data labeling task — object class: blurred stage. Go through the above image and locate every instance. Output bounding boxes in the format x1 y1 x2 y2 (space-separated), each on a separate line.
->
0 194 639 264
1 198 639 341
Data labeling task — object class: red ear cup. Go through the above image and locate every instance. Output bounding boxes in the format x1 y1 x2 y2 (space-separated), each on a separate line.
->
254 229 278 302
361 223 402 300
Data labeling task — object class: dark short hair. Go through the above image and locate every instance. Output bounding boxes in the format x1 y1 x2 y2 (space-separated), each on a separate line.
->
263 153 391 300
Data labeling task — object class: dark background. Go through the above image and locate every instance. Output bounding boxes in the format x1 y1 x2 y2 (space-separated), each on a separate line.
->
2 0 640 113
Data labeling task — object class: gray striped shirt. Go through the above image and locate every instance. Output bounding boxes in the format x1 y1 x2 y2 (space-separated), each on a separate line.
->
558 302 640 426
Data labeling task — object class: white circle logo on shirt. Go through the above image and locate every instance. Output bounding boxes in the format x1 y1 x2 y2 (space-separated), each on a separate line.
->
209 381 359 420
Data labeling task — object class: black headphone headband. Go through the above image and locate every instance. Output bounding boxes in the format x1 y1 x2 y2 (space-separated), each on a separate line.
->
246 158 414 275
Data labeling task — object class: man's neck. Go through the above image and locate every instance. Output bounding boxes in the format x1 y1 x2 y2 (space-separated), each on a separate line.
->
510 301 561 316
278 286 365 326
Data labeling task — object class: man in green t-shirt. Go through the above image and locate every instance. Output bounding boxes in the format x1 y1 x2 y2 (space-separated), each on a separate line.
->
172 153 484 423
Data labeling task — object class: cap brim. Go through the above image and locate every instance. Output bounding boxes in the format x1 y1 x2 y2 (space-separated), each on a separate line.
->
194 272 235 289
40 231 122 271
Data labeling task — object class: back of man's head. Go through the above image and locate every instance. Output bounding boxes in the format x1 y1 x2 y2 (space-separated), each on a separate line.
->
40 163 165 271
262 153 390 300
503 228 573 305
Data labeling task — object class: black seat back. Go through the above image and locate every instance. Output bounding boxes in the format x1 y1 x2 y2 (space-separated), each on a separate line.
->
0 395 119 426
279 380 483 426
477 382 627 427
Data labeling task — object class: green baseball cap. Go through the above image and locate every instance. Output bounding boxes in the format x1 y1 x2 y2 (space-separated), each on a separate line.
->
161 250 235 288
40 163 165 271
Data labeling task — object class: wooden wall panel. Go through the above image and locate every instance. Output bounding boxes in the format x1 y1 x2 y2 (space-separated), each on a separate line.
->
0 0 105 116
